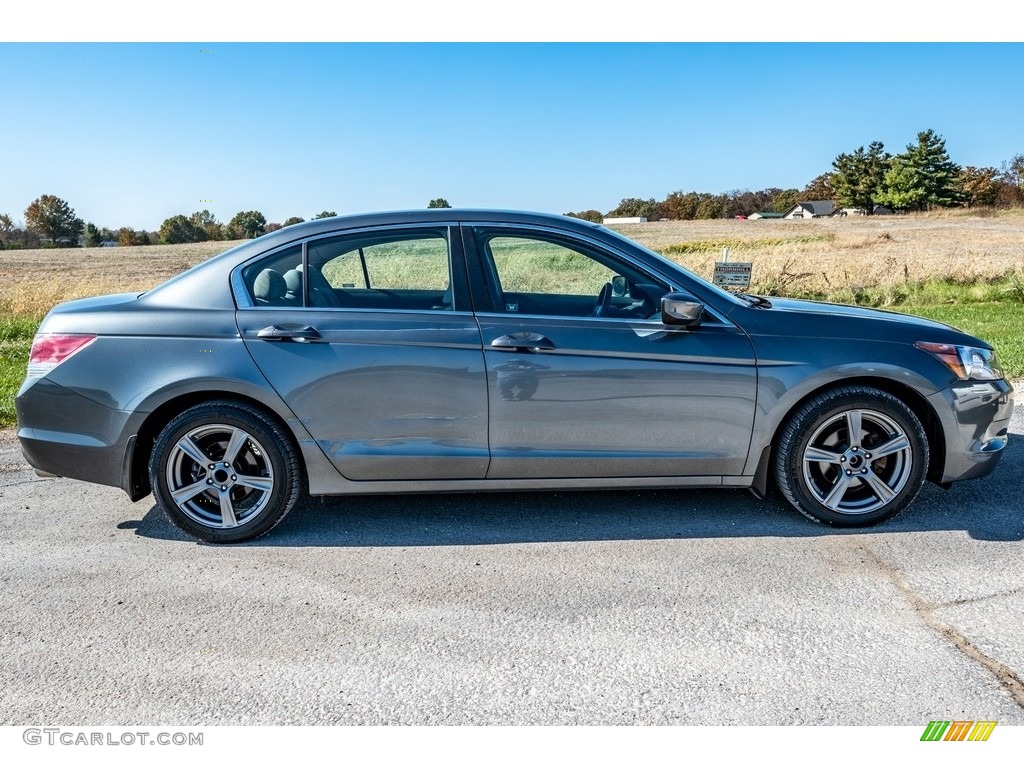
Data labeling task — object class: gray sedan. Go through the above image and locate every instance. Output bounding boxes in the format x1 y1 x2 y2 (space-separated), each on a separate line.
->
15 210 1014 542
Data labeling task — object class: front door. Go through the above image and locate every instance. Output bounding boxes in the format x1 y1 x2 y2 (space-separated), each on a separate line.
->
468 226 758 479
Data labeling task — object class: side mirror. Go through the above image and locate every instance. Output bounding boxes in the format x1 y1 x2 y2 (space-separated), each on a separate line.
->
661 293 704 328
611 275 627 297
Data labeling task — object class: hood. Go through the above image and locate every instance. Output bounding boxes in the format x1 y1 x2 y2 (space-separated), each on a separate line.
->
736 297 989 348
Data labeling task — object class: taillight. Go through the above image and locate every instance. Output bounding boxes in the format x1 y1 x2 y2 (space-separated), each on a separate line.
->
27 334 97 378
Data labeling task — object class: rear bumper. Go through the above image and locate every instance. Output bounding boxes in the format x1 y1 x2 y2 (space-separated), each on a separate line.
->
15 376 139 492
927 379 1014 483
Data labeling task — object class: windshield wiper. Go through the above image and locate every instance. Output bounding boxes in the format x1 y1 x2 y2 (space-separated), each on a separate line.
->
737 293 772 308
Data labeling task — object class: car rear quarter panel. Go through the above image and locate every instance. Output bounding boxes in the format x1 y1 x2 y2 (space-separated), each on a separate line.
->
20 303 344 497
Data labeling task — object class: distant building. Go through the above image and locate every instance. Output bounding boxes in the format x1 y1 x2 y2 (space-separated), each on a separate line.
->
782 200 837 219
602 216 647 224
748 211 785 220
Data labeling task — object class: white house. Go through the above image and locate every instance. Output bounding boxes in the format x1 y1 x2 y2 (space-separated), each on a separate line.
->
782 200 837 219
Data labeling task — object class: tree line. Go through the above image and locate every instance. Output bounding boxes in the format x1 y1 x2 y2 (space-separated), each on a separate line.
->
4 128 1022 249
0 197 454 250
565 130 1024 222
0 202 341 250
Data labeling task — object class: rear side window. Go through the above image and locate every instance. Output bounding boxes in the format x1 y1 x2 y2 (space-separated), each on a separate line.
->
242 246 303 306
316 234 450 292
239 227 455 311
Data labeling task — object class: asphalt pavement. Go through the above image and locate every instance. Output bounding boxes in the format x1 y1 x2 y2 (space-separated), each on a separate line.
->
1 401 1021 726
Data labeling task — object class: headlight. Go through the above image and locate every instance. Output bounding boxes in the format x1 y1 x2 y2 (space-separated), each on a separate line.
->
915 341 1004 381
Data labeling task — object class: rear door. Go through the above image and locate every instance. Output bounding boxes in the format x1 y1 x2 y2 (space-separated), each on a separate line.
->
465 224 758 480
236 225 489 481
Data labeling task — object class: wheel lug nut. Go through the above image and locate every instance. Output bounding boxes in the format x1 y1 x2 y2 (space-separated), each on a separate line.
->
840 456 846 462
846 470 852 476
208 464 215 469
221 486 227 491
231 475 237 481
861 468 868 474
865 453 872 459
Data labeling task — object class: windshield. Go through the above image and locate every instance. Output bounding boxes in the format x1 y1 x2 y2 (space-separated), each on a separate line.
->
596 225 747 306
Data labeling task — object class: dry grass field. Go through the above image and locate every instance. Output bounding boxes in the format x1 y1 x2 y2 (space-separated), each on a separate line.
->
615 208 1024 297
0 239 243 316
1 211 1022 316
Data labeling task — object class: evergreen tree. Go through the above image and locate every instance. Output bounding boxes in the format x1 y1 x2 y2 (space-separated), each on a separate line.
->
831 141 890 213
877 130 961 211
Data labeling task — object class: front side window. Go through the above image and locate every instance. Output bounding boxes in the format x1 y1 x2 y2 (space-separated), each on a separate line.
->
478 231 669 319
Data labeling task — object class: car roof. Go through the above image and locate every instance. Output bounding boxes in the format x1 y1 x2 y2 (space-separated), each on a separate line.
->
267 208 605 242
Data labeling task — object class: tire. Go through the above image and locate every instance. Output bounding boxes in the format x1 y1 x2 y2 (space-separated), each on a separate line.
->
150 400 302 543
774 386 928 527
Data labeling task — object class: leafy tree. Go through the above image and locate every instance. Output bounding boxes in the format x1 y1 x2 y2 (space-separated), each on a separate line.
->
694 195 724 220
661 191 701 220
831 141 890 213
996 154 1024 207
958 167 1000 207
564 210 603 223
802 173 837 203
876 130 961 211
313 210 337 219
24 194 84 246
189 209 222 240
607 197 660 219
282 216 305 227
159 214 205 244
227 210 267 239
83 222 101 247
117 227 140 246
0 214 17 248
427 198 451 209
722 188 783 218
771 189 799 213
875 158 925 211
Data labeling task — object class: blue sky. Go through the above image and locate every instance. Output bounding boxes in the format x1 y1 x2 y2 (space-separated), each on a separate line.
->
2 43 1023 230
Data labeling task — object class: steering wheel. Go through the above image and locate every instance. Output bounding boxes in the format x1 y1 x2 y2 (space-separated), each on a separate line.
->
592 282 612 317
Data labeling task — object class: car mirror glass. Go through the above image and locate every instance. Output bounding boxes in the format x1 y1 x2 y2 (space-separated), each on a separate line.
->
661 293 704 328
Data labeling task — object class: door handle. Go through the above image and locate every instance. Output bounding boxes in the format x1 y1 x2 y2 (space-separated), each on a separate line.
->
489 332 555 352
257 324 322 342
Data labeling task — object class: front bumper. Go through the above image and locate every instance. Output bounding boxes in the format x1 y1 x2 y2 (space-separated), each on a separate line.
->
927 378 1014 483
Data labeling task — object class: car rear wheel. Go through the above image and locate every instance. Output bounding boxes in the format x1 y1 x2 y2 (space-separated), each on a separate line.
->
774 386 929 527
150 401 301 543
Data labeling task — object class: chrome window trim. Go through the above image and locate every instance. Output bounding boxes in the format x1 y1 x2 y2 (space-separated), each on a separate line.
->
473 311 730 330
235 306 477 317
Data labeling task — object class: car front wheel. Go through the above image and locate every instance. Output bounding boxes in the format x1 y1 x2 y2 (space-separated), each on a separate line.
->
150 401 301 543
774 386 929 527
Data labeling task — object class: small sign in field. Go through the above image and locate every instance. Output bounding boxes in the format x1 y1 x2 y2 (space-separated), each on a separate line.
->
712 261 753 288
